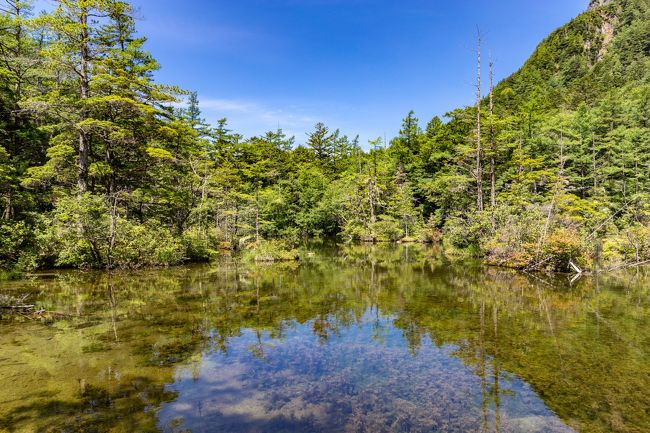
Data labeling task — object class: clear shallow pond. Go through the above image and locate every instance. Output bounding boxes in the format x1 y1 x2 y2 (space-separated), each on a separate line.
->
1 244 649 433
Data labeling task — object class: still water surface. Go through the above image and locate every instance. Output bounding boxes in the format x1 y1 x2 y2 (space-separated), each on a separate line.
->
1 244 649 433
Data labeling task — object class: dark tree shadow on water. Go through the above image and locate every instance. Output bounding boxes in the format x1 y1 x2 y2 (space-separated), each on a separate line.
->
0 377 178 433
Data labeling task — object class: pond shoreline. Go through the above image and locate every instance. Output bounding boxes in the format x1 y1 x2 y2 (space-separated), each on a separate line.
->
3 239 648 282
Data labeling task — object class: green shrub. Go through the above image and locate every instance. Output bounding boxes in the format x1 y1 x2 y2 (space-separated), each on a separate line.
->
483 206 544 267
182 226 222 262
33 194 185 269
541 227 587 272
370 217 403 242
443 211 492 253
415 216 443 243
0 220 36 271
110 219 185 268
242 239 299 262
339 221 370 242
602 223 650 267
448 205 588 271
43 194 109 268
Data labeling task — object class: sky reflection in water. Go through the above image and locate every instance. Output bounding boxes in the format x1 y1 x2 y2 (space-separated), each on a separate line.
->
160 312 573 433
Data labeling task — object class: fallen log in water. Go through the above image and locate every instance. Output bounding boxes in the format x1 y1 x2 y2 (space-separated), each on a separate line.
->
0 294 68 320
607 259 650 272
0 304 35 310
569 260 583 275
0 294 35 312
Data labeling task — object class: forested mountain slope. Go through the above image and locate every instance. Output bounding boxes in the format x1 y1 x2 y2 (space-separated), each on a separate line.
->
0 0 648 272
498 0 650 111
426 0 650 271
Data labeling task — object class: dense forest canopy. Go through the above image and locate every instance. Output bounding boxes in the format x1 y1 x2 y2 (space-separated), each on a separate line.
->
0 0 649 272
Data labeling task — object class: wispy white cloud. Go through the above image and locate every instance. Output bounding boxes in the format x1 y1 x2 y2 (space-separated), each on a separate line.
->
178 95 378 146
199 99 259 113
196 97 320 140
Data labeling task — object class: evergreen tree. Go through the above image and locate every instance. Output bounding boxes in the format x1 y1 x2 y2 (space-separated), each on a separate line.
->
306 122 335 169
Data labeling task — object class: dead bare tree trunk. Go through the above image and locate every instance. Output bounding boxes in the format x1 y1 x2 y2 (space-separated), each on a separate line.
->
489 60 496 209
476 29 484 212
536 136 566 259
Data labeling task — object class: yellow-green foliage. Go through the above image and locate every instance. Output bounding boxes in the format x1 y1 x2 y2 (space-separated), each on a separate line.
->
455 204 590 272
35 194 185 269
542 227 589 271
181 226 223 262
110 218 185 268
145 146 175 160
243 239 299 263
602 223 650 267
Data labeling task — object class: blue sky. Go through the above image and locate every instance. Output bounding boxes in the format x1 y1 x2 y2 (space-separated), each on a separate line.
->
40 0 588 146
